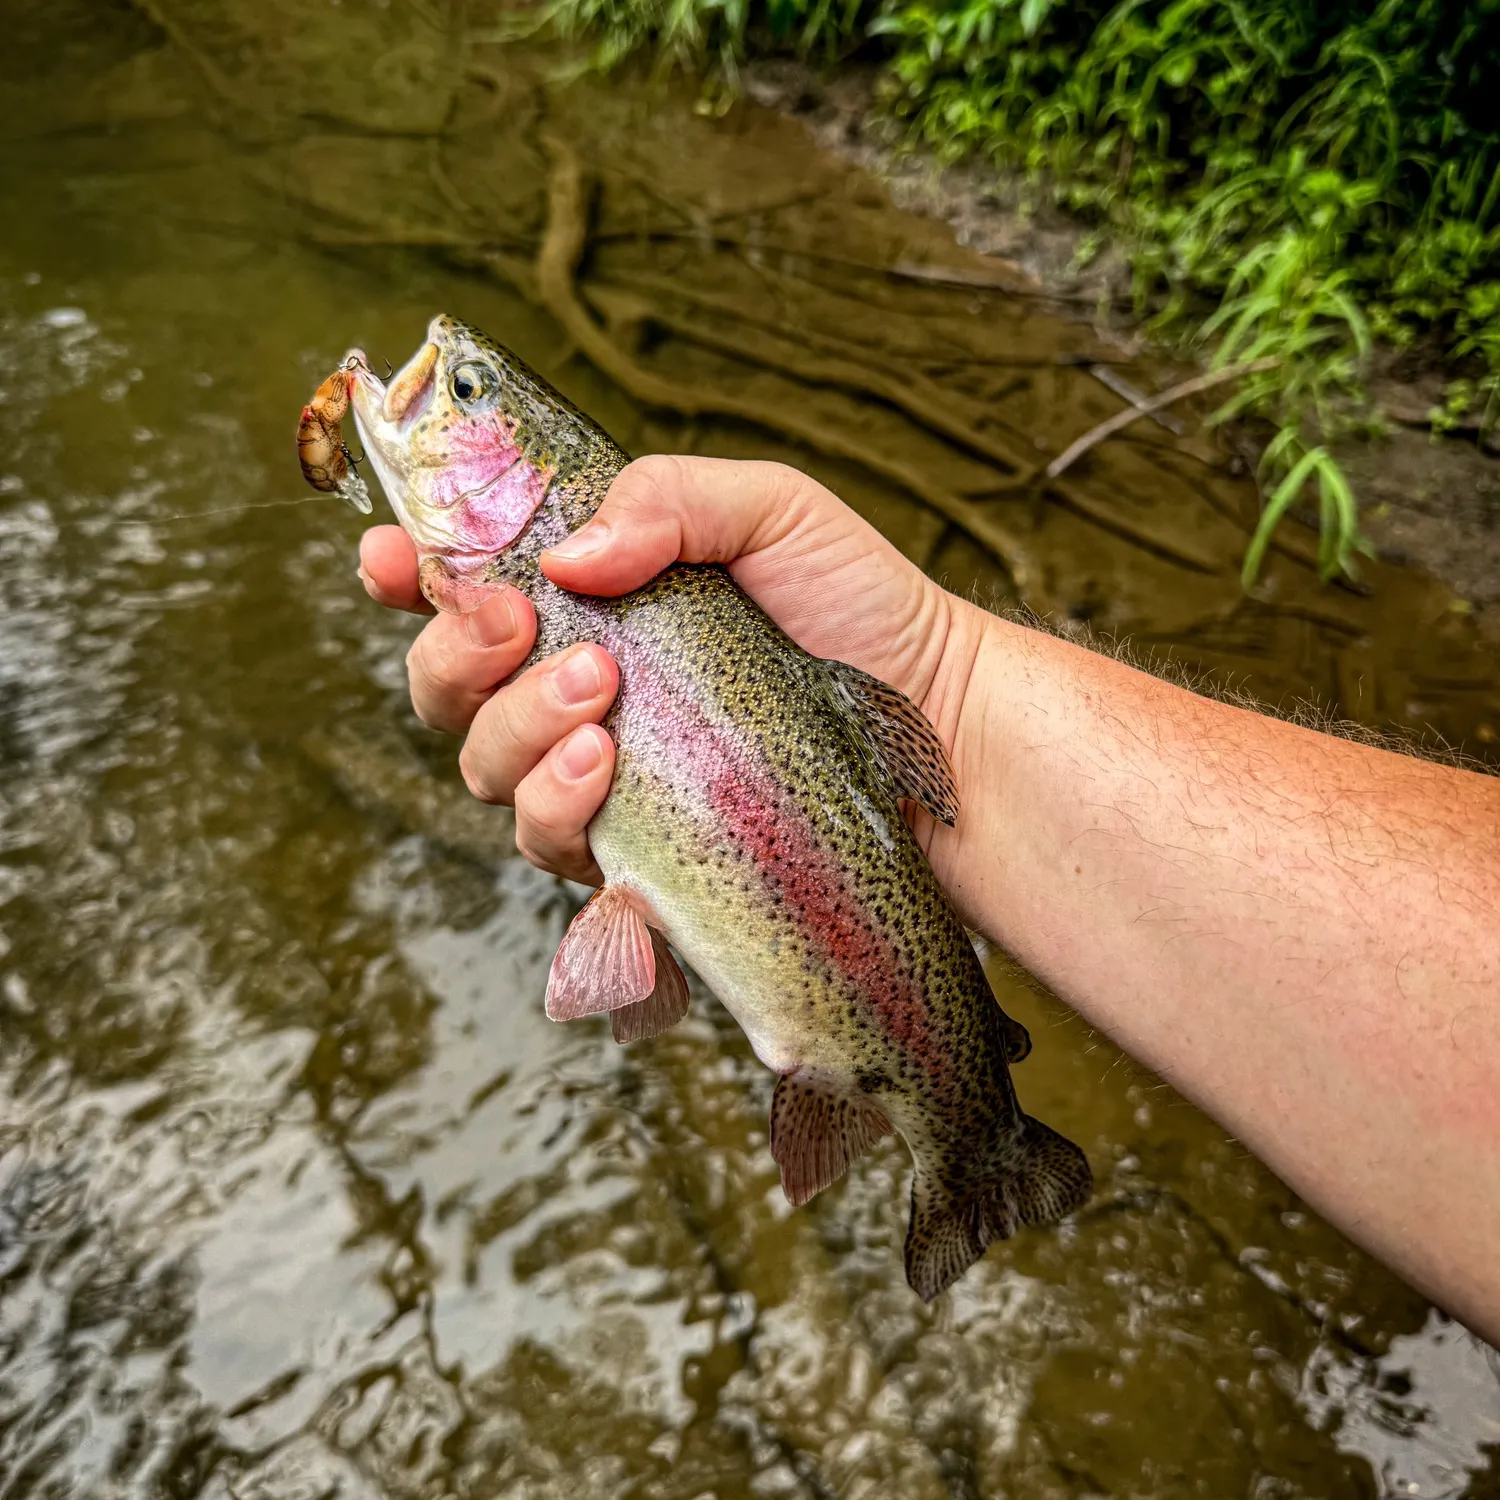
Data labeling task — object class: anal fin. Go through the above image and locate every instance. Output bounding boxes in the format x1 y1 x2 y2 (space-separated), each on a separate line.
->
611 928 691 1044
823 660 960 825
770 1073 893 1207
545 885 655 1021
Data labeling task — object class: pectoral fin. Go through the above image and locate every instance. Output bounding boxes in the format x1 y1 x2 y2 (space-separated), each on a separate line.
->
545 885 655 1021
611 929 691 1044
822 660 960 825
770 1073 893 1206
419 555 506 615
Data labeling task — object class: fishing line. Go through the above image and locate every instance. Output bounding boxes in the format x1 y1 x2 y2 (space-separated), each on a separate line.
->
21 493 356 532
152 494 352 526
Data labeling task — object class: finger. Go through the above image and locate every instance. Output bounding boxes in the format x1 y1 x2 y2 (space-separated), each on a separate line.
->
539 455 822 598
359 526 433 615
512 724 614 884
458 643 619 805
405 586 537 735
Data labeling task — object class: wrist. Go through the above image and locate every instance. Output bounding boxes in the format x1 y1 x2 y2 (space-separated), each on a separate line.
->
918 598 1027 932
910 588 987 756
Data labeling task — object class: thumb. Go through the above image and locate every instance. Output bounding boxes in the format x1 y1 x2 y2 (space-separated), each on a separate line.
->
539 455 814 598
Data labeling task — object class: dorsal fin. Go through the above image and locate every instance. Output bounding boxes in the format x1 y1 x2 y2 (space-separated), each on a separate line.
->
821 660 960 826
770 1073 893 1206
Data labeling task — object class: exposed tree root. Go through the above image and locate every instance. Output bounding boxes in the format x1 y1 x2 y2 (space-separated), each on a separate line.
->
536 141 1048 601
124 0 247 112
591 227 1128 308
889 257 1131 308
588 262 1228 572
585 273 1039 477
1041 485 1220 574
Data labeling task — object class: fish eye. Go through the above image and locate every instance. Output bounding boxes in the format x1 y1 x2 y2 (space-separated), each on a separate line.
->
449 363 491 405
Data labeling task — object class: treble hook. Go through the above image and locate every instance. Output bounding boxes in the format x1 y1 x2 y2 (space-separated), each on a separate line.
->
342 443 366 471
382 357 394 380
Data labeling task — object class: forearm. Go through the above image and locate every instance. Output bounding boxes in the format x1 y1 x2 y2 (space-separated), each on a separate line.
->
947 605 1500 1338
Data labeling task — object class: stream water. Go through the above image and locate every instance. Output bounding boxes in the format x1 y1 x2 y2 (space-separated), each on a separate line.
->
2 3 1498 1497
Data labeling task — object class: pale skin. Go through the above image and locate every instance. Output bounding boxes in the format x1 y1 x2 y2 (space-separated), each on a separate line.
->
359 455 1500 1342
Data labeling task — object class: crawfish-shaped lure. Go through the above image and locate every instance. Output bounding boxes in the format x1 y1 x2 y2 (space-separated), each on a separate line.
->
298 359 373 513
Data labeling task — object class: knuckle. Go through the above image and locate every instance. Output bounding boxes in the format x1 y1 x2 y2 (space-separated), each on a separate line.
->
456 743 482 798
512 776 561 840
457 741 502 804
762 459 816 510
514 827 550 870
513 824 537 864
512 804 564 872
406 625 503 735
486 698 541 764
406 654 454 731
413 632 463 696
404 638 443 701
615 453 681 518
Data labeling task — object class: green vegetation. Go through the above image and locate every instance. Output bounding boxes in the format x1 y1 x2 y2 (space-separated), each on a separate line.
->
542 0 1500 584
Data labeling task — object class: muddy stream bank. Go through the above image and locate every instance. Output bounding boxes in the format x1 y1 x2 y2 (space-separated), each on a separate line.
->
0 2 1497 1496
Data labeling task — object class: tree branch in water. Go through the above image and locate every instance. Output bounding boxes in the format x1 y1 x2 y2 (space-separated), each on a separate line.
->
1047 359 1280 479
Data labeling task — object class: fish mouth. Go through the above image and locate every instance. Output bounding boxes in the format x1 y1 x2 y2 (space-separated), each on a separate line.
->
346 316 452 436
344 349 410 521
344 348 386 426
344 343 437 431
382 340 437 425
342 318 469 529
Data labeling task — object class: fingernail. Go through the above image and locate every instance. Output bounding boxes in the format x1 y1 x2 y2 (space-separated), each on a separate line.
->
557 727 603 781
465 590 518 648
547 521 609 563
553 649 603 705
356 563 371 588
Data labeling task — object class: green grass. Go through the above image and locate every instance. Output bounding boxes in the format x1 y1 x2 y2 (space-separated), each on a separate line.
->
540 0 1500 586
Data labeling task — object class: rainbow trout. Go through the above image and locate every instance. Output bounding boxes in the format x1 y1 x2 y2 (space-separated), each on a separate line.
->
333 315 1091 1298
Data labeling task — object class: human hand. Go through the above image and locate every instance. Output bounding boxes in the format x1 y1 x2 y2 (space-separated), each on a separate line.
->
359 455 989 896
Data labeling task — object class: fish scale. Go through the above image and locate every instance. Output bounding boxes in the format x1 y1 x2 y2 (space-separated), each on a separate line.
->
334 312 1092 1298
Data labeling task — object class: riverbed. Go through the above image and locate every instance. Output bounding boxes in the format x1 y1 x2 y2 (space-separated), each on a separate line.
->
1 3 1498 1496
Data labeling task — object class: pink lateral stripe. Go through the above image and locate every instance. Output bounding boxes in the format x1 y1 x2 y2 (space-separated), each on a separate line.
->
612 641 931 1049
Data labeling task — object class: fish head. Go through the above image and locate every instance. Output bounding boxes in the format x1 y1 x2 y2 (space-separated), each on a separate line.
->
346 314 591 563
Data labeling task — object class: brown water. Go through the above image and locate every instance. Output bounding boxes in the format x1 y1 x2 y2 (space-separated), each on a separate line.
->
2 3 1499 1497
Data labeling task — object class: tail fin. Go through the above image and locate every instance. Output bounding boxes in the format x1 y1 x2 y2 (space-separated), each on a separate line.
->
904 1116 1091 1301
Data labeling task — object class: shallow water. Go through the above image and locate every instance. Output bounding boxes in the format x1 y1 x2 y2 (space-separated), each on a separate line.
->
1 3 1498 1497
